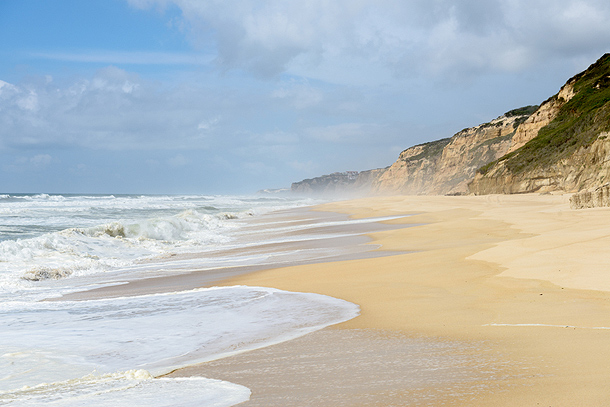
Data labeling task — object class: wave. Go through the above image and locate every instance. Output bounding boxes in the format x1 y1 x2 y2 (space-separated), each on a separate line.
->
16 193 67 202
79 208 252 241
0 208 254 283
0 194 322 291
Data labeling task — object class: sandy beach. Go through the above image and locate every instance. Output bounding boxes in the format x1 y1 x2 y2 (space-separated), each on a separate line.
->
167 193 610 406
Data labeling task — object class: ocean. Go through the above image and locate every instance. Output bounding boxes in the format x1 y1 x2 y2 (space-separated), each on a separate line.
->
0 193 388 406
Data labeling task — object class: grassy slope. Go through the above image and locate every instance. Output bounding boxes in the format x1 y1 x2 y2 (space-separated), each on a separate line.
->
401 137 452 162
478 54 610 176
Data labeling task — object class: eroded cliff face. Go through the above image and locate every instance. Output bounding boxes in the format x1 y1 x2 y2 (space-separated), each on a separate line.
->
469 54 610 196
290 54 610 202
291 111 534 197
507 83 575 154
469 133 610 194
570 182 610 209
291 169 385 196
371 114 529 195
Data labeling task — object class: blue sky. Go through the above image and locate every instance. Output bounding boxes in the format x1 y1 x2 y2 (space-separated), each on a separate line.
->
1 0 609 194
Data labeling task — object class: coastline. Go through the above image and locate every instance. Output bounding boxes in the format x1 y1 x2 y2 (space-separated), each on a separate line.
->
57 208 408 301
170 194 610 405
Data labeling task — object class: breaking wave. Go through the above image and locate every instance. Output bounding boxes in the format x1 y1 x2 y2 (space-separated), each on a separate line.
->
0 208 253 282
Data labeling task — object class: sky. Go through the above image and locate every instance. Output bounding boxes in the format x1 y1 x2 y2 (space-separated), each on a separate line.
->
1 0 609 194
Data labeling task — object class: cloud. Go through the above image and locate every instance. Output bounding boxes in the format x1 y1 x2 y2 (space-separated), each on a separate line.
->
0 67 232 151
4 0 610 193
0 80 40 112
128 0 610 82
0 67 332 179
197 116 220 131
0 80 19 95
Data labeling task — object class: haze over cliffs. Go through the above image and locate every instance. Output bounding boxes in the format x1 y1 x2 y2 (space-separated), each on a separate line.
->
292 54 610 206
291 107 535 196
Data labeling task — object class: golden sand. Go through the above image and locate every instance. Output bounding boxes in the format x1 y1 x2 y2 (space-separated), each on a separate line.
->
173 194 610 405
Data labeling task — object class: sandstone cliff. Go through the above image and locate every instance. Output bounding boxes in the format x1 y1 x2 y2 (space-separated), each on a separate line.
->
570 182 610 209
291 108 535 196
506 83 575 154
371 109 535 195
291 169 386 196
290 54 610 204
469 53 610 195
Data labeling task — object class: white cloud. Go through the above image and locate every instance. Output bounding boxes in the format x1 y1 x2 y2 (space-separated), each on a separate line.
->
128 0 610 82
0 80 18 94
3 0 610 193
0 80 39 112
16 90 39 111
197 116 220 131
0 67 224 151
122 81 138 94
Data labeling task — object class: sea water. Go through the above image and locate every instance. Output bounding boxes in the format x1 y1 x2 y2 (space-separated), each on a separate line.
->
0 194 363 406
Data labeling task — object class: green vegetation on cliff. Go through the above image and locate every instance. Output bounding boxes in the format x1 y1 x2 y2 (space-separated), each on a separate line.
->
478 54 610 176
505 105 539 129
400 137 452 162
504 105 539 117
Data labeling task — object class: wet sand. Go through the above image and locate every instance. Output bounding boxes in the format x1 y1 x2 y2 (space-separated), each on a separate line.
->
168 194 610 406
171 329 511 406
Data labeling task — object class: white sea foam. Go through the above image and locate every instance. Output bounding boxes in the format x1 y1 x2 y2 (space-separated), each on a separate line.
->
0 370 251 407
0 286 358 406
0 195 319 287
0 194 364 406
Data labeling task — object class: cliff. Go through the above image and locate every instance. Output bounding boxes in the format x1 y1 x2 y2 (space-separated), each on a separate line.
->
570 183 610 209
291 169 386 196
371 107 536 195
469 53 610 195
292 108 536 197
290 54 610 205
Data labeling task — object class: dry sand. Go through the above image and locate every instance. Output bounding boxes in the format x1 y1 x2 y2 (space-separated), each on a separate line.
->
170 194 610 406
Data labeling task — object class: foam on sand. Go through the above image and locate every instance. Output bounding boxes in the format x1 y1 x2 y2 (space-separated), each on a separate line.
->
0 286 358 406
